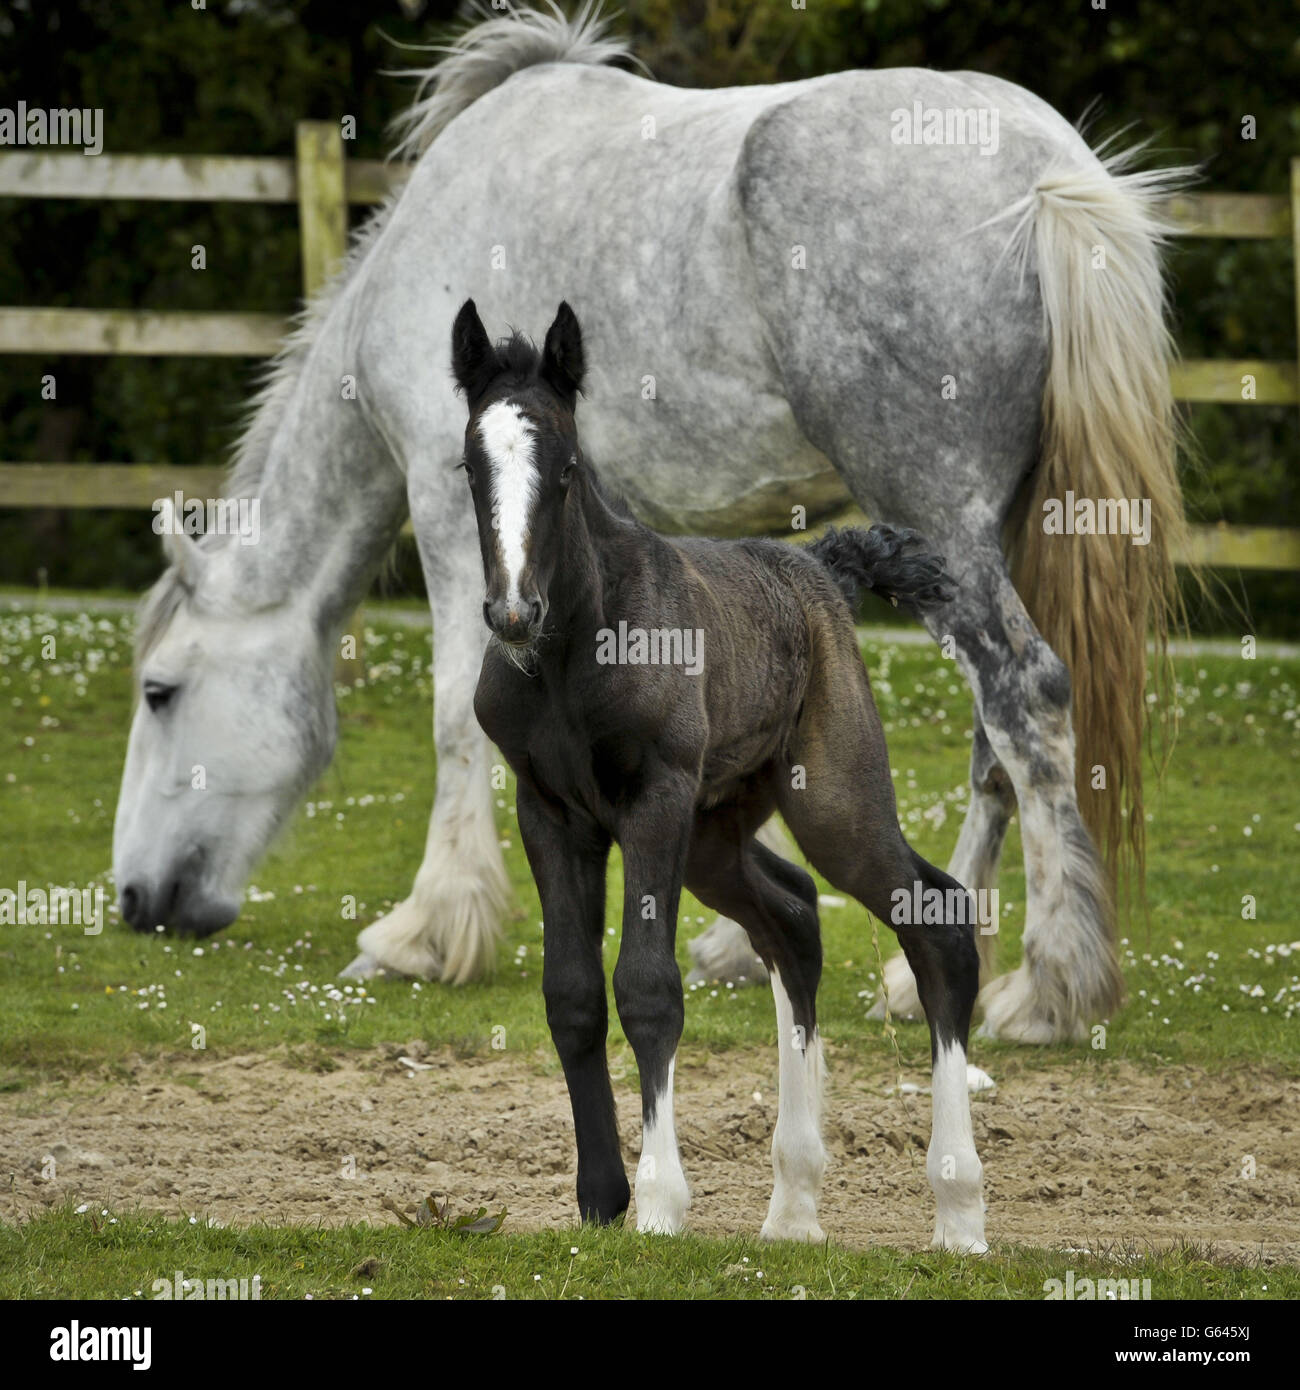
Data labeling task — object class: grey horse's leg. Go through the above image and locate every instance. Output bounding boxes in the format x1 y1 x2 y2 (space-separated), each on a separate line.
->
868 711 1012 1019
342 460 509 984
923 545 1118 1042
685 819 787 987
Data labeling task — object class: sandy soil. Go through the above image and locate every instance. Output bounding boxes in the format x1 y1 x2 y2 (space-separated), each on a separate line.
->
3 1045 1297 1262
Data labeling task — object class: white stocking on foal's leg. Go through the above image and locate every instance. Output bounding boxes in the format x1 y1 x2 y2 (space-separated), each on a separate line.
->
635 1057 690 1234
928 1040 987 1253
761 970 826 1243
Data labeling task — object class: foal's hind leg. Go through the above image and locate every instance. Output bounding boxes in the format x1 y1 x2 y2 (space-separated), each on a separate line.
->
687 815 826 1242
776 647 986 1251
869 713 1012 1021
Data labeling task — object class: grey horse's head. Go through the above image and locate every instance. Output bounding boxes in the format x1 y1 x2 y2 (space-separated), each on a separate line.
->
112 526 337 935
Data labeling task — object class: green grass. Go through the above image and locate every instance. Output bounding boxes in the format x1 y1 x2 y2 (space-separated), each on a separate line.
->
2 599 1298 1299
2 603 1297 1079
3 1203 1293 1300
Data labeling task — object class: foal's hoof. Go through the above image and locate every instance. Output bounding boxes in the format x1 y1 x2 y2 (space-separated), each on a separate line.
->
636 1212 686 1236
931 1228 989 1255
685 916 768 987
634 1167 690 1235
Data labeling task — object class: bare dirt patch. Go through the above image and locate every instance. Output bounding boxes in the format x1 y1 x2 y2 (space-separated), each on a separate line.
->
2 1046 1296 1262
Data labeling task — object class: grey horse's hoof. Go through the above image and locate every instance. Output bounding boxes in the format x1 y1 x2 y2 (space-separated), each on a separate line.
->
338 950 403 981
686 916 768 987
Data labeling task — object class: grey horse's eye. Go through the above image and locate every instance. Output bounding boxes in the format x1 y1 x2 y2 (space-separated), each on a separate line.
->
143 680 177 714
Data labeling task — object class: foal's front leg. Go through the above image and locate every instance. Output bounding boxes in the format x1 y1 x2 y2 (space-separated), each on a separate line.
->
516 783 629 1224
613 779 694 1235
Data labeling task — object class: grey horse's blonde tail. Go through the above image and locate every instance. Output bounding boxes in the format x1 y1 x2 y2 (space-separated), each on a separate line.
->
1000 145 1196 907
388 1 634 161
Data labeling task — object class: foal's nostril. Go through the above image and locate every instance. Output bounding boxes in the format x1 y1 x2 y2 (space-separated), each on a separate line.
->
485 596 538 641
485 598 515 636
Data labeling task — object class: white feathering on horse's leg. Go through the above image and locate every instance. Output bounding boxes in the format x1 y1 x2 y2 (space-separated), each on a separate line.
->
347 807 508 984
978 801 1107 1044
342 741 509 985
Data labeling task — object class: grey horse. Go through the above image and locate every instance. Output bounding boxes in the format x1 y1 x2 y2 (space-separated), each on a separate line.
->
113 1 1189 1043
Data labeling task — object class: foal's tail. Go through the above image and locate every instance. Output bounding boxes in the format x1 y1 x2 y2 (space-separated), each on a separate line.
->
809 524 956 615
995 144 1196 903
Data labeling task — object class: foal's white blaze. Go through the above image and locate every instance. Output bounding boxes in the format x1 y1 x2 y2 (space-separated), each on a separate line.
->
761 969 826 1242
927 1040 988 1252
634 1056 690 1234
477 400 538 611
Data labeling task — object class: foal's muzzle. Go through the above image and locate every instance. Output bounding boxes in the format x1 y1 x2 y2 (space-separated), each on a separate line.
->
484 595 546 645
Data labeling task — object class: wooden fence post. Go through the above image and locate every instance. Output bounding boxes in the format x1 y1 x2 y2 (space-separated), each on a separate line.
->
295 121 347 299
1292 158 1300 423
296 120 364 684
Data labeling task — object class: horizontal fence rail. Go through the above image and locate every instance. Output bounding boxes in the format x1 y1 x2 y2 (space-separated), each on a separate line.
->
0 462 1294 571
0 307 286 356
0 136 1297 570
0 151 1279 228
0 151 400 204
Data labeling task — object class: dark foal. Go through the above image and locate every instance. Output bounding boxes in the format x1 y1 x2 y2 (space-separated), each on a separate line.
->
452 298 987 1250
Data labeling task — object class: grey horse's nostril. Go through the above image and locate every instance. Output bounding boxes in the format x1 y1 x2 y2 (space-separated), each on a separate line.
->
121 883 148 930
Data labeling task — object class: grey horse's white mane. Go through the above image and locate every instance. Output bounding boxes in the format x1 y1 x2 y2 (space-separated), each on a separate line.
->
135 202 398 659
388 0 633 161
138 1 631 661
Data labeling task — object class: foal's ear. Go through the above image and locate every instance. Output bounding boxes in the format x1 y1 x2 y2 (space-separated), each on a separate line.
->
451 299 500 402
540 301 585 407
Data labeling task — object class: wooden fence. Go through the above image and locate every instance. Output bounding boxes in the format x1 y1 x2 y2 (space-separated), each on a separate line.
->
0 123 1297 570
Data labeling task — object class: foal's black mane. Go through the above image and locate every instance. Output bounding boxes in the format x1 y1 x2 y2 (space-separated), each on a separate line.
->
476 330 595 413
491 330 551 392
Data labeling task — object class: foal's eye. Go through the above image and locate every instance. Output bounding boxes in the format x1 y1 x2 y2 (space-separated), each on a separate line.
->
561 456 577 485
143 680 177 714
461 460 475 485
